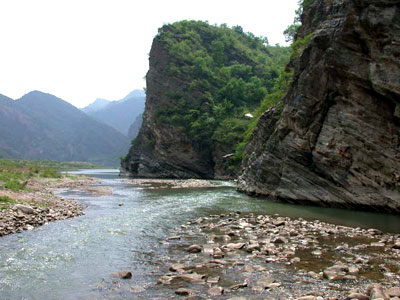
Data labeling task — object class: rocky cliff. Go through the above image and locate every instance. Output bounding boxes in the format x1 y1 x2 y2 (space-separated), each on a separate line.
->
238 0 400 213
121 21 290 179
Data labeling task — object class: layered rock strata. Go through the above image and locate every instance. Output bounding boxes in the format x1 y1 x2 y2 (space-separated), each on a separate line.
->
238 0 400 213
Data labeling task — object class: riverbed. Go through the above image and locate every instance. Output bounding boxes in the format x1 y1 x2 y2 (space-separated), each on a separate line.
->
0 169 399 299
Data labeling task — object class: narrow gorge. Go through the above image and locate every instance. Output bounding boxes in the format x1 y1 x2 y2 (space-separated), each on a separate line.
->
122 0 400 214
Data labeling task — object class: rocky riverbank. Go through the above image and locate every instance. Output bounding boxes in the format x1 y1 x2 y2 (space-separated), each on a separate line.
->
123 178 234 189
0 175 109 237
157 213 400 299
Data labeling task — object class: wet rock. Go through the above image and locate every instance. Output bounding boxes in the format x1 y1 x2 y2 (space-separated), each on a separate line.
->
212 249 224 259
222 235 231 241
207 286 224 296
157 275 173 285
187 245 202 253
178 273 205 283
370 242 385 247
202 244 215 255
296 296 317 300
392 241 400 249
112 270 132 279
246 243 261 253
256 276 275 288
252 286 264 292
206 276 220 284
175 288 193 296
226 242 246 249
273 236 288 244
323 270 344 281
229 280 248 290
347 293 369 300
169 264 185 272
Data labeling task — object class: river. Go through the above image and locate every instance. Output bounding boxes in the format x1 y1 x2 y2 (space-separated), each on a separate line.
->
0 169 399 299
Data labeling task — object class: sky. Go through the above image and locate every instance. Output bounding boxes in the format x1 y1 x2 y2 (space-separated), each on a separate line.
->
0 0 298 108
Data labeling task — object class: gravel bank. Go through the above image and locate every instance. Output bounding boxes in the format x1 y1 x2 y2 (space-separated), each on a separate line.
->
158 212 400 299
0 175 109 236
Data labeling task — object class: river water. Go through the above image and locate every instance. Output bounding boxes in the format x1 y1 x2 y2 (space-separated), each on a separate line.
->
0 169 399 300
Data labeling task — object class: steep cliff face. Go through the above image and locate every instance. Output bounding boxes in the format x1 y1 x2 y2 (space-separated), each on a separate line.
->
121 31 213 178
238 0 400 213
121 21 290 179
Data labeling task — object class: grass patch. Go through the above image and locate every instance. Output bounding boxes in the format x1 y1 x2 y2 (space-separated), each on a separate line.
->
0 195 17 209
4 180 26 191
40 168 62 178
0 159 98 191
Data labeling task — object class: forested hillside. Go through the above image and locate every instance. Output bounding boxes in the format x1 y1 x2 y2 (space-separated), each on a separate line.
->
122 21 290 178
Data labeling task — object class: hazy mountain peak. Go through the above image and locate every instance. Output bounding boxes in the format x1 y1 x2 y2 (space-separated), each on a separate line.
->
120 89 145 102
82 89 145 136
0 90 129 165
81 98 110 113
0 94 14 103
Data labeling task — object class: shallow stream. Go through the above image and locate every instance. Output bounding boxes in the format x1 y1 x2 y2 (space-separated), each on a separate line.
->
0 169 399 299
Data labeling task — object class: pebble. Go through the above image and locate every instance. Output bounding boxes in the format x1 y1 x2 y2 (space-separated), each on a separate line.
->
175 288 192 296
112 270 132 279
186 244 202 253
207 286 224 296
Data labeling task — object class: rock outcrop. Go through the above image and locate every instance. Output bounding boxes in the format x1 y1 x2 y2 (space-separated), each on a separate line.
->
121 21 289 179
238 0 400 213
121 33 214 178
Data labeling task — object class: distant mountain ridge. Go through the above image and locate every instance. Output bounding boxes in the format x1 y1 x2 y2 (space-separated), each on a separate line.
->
81 98 110 113
82 89 145 137
0 91 129 165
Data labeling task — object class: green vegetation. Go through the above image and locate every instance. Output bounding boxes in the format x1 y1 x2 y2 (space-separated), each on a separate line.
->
0 160 98 192
0 196 16 209
155 21 291 173
284 0 316 42
4 180 26 192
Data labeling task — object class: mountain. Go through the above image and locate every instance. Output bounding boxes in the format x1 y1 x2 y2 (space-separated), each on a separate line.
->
82 90 145 136
127 114 143 140
238 0 400 213
0 94 14 104
121 21 290 179
120 89 145 102
0 91 129 165
81 98 110 113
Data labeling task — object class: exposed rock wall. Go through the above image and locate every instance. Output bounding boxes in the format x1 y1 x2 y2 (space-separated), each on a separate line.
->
238 0 400 213
121 34 214 178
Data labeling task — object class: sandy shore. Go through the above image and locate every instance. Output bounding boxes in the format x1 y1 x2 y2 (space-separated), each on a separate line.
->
0 175 110 237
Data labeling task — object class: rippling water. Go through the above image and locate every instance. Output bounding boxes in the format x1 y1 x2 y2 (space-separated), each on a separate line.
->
0 169 399 299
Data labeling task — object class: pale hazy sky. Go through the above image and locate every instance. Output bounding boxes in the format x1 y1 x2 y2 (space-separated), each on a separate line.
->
0 0 298 108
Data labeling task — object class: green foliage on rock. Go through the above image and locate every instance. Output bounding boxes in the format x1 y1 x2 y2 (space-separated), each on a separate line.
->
284 0 316 42
155 21 290 174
